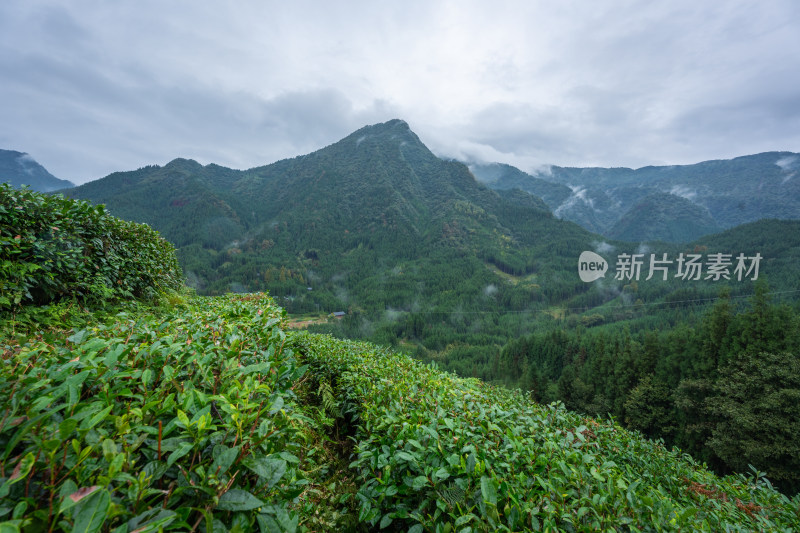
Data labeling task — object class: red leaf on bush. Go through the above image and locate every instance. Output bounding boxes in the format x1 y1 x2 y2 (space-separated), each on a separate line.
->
69 485 100 503
9 461 23 481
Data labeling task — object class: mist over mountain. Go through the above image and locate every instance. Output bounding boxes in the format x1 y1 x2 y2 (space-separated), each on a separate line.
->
468 162 573 210
0 149 74 191
470 152 800 242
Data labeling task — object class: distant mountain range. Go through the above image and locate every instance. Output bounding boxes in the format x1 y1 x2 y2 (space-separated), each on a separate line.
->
470 152 800 242
23 119 798 356
6 132 798 245
59 120 799 317
0 149 74 191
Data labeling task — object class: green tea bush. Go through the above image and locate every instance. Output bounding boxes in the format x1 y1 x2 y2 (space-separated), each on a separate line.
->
294 333 800 532
0 184 182 311
0 294 311 532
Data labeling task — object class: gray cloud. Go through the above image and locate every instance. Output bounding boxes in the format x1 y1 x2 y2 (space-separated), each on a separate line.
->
1 0 799 184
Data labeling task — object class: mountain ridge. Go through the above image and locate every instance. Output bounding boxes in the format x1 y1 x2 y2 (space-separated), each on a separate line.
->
62 120 800 305
0 149 74 191
470 151 800 241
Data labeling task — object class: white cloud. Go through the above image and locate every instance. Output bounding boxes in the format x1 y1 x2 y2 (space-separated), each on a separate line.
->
1 1 799 183
554 185 595 217
384 308 403 322
593 241 616 255
669 185 697 201
776 155 798 171
16 153 37 174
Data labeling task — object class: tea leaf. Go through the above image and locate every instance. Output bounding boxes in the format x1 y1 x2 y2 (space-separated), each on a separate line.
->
211 445 239 475
241 362 270 375
69 485 101 503
267 395 284 415
166 442 193 467
72 488 110 533
242 456 286 488
480 476 497 506
216 488 264 511
127 509 178 533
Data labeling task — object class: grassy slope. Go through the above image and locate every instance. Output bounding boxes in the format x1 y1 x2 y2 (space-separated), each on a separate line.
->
3 294 797 532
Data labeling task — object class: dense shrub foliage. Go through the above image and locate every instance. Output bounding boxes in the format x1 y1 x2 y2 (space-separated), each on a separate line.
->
294 333 800 532
0 184 182 311
0 294 314 532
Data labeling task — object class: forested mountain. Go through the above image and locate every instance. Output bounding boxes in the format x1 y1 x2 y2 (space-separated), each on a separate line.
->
65 119 594 318
0 149 74 191
471 152 800 242
607 192 721 242
468 162 574 209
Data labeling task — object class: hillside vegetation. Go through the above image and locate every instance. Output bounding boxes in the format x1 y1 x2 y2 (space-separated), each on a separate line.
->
295 333 800 532
2 293 799 531
1 294 316 532
3 185 799 531
606 193 721 242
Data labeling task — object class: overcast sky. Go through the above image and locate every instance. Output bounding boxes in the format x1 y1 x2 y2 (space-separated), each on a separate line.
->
2 1 799 185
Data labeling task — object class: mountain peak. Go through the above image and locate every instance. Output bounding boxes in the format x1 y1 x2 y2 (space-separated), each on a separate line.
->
163 158 203 170
369 118 409 131
345 119 417 144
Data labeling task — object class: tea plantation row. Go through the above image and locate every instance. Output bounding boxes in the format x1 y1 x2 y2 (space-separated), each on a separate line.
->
294 332 800 532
